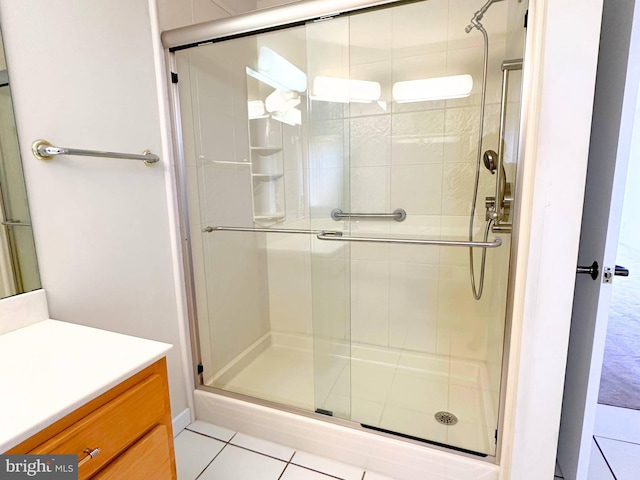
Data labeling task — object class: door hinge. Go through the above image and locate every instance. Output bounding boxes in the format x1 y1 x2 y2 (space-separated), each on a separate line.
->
197 363 204 375
495 429 498 444
171 72 179 84
524 10 528 28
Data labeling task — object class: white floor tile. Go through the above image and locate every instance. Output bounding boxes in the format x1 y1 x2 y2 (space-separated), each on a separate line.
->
281 464 337 480
173 430 225 480
365 472 399 480
588 439 614 479
198 445 287 480
187 420 236 442
292 451 365 480
230 432 295 461
594 436 640 480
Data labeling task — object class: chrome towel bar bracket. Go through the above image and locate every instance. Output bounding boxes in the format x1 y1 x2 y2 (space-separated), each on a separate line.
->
203 225 502 249
31 139 160 166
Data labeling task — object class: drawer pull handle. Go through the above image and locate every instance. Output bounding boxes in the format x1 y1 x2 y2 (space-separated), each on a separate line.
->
78 447 101 467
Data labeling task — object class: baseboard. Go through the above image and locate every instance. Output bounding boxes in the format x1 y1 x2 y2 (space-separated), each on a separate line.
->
172 407 192 436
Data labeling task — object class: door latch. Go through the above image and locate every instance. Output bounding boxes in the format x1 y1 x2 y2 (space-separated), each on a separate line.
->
603 265 630 284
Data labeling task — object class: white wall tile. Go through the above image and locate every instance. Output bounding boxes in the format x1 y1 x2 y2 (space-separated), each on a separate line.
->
267 251 311 335
442 162 494 216
351 260 389 346
391 164 443 215
391 110 445 165
350 166 390 213
388 262 438 353
350 115 391 167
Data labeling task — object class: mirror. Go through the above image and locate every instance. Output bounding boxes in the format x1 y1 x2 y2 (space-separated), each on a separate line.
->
0 28 41 298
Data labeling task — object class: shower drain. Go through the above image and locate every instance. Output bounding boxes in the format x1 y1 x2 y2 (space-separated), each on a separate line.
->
434 411 458 426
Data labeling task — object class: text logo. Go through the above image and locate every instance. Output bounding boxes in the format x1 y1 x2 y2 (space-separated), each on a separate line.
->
0 455 77 479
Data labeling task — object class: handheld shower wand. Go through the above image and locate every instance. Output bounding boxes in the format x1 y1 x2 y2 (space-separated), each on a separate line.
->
465 0 504 300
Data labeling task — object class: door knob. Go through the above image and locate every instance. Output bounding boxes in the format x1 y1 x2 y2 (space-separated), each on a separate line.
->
576 261 599 280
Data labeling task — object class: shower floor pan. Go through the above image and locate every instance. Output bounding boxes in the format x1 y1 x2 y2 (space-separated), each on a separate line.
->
207 332 497 455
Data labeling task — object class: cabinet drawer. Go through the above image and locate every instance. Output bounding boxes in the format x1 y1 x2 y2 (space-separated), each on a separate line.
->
30 374 165 479
92 424 173 480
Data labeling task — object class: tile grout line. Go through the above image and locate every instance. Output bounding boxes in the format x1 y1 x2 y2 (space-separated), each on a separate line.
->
186 425 365 480
194 442 229 480
594 436 618 480
595 433 640 448
191 429 237 480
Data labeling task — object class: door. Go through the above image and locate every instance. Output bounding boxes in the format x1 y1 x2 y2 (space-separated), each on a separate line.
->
557 0 640 479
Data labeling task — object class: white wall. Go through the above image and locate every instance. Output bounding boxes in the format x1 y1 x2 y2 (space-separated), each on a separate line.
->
0 0 189 419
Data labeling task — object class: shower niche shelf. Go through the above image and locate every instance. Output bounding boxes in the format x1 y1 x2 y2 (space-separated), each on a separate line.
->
249 117 286 225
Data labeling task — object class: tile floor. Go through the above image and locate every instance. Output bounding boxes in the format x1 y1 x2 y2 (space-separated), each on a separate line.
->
589 435 640 479
174 420 396 480
209 339 496 455
554 434 640 479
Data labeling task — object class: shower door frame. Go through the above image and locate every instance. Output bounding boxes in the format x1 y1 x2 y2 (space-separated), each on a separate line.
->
163 0 523 464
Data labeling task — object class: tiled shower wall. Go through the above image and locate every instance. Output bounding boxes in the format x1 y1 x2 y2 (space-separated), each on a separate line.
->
266 0 525 385
180 0 527 403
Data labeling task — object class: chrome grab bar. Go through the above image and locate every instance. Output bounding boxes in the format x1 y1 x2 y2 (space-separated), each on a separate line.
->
330 208 407 222
31 139 159 166
203 226 502 248
1 220 31 227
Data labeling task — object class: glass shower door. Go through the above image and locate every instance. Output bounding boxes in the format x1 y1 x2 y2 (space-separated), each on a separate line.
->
302 1 524 457
307 16 353 421
174 0 527 459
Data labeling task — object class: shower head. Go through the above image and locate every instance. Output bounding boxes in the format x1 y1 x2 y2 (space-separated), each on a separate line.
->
465 0 507 33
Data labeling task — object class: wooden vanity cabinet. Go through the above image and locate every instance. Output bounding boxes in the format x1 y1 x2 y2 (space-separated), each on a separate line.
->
6 358 176 479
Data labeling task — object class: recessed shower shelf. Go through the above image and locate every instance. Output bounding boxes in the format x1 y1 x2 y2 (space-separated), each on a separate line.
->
252 173 284 181
250 146 282 156
254 213 286 221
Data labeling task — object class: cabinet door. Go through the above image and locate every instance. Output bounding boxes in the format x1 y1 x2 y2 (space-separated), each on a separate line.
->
92 425 174 480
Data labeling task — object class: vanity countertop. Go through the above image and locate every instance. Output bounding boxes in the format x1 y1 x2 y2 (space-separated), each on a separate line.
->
0 319 172 452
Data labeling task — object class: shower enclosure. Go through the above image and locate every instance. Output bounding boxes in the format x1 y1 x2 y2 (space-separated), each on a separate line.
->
169 0 526 458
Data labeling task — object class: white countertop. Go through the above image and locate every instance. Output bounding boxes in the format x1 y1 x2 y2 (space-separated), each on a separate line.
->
0 319 172 452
